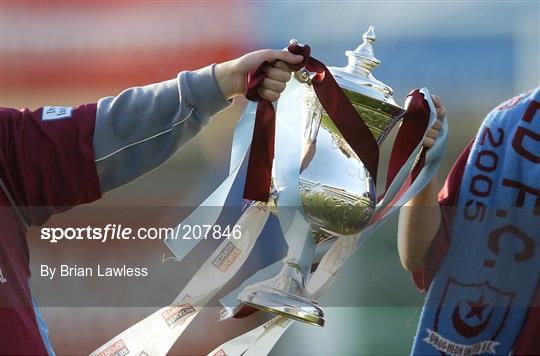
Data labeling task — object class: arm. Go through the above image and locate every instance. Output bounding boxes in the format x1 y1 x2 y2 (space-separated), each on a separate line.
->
397 174 442 271
0 49 301 227
94 50 302 192
397 96 446 271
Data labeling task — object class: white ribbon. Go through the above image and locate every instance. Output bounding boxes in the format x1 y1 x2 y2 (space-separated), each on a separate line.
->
272 79 317 276
164 101 258 261
91 205 270 356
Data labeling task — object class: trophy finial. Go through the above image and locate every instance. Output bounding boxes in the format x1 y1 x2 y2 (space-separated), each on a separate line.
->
335 25 395 101
363 25 376 43
347 25 380 71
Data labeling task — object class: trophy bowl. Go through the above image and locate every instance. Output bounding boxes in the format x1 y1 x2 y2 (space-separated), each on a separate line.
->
239 26 406 326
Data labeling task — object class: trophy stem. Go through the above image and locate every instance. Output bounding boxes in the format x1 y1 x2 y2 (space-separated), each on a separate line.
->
239 257 324 326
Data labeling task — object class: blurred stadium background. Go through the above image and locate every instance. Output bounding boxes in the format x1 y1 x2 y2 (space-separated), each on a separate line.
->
1 1 538 355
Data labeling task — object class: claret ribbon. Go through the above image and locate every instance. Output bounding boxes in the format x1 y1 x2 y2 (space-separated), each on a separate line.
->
243 42 380 202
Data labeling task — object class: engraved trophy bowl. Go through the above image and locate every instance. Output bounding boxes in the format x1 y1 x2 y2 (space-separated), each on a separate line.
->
239 26 406 326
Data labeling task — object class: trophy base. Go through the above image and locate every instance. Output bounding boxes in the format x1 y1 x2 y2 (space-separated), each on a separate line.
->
240 285 324 327
239 258 325 328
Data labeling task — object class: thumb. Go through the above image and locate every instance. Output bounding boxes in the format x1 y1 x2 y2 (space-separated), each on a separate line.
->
262 49 304 65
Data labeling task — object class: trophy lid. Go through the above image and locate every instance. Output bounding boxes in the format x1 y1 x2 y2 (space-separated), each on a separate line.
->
329 26 400 108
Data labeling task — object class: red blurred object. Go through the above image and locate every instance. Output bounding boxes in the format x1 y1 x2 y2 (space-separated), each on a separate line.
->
3 46 241 90
1 1 251 91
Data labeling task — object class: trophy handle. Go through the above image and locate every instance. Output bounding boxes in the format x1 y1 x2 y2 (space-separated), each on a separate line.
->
294 67 312 85
289 39 313 85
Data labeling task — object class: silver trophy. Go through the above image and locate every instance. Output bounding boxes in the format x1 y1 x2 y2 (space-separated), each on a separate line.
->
239 26 407 326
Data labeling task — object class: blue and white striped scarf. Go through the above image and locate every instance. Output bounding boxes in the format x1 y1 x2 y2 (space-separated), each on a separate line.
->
413 88 540 355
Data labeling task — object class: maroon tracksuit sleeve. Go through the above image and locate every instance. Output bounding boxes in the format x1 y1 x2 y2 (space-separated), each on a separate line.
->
0 104 102 226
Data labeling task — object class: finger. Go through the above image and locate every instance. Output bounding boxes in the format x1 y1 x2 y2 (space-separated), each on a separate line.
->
258 87 280 102
265 66 292 82
426 128 439 139
431 118 443 130
435 105 445 118
432 95 442 107
266 66 292 81
423 137 435 148
274 60 290 71
261 77 287 93
431 96 446 118
262 49 303 65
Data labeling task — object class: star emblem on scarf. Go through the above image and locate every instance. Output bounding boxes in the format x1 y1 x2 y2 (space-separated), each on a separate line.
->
465 295 489 321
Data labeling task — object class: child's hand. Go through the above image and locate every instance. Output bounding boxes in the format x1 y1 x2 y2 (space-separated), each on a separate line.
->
423 95 446 148
214 49 304 101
